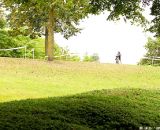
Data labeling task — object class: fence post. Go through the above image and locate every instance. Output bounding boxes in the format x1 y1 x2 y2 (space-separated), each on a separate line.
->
32 48 35 59
152 56 155 66
24 46 27 59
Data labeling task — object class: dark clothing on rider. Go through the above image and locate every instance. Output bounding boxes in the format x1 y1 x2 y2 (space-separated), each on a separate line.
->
117 51 121 61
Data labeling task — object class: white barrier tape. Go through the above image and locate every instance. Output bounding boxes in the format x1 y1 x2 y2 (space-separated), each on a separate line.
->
54 54 69 58
44 53 78 59
54 53 78 58
0 46 26 51
142 57 160 61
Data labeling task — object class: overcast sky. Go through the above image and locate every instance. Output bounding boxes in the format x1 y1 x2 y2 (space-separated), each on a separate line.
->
55 11 153 65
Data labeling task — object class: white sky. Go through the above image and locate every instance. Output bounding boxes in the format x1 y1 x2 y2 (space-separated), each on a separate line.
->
55 11 153 65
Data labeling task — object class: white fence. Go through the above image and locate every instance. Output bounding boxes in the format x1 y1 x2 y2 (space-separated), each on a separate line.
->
44 53 79 60
142 56 160 65
0 46 35 59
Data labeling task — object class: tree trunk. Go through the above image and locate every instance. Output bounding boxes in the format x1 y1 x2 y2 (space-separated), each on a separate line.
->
47 8 54 61
45 27 48 56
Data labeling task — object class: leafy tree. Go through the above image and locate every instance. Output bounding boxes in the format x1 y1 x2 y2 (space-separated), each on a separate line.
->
1 0 152 61
0 16 77 60
83 53 99 62
1 0 90 61
0 5 6 29
89 0 147 25
83 55 92 62
68 55 80 61
91 53 99 62
149 0 160 37
0 19 66 58
139 37 160 65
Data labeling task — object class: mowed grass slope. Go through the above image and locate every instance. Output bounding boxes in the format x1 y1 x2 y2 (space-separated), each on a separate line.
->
0 58 160 129
0 57 160 102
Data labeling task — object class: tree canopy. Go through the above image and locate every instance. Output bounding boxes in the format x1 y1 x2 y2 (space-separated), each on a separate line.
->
2 0 90 38
0 4 6 29
89 0 147 25
149 0 160 37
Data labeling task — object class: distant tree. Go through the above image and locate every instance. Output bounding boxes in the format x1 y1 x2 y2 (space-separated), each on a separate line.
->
139 37 160 65
83 53 99 62
83 55 92 62
69 55 80 61
91 53 99 62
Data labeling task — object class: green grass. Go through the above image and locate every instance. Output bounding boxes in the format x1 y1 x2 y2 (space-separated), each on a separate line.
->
0 58 160 129
0 58 160 102
0 89 160 129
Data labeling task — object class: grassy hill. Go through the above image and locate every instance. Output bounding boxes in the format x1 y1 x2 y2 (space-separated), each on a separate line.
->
0 58 160 129
0 89 160 129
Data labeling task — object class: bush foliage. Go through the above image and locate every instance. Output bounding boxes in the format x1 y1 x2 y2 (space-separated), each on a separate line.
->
0 89 159 129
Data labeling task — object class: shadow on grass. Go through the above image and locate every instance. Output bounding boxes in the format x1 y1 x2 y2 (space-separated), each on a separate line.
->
0 89 160 130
